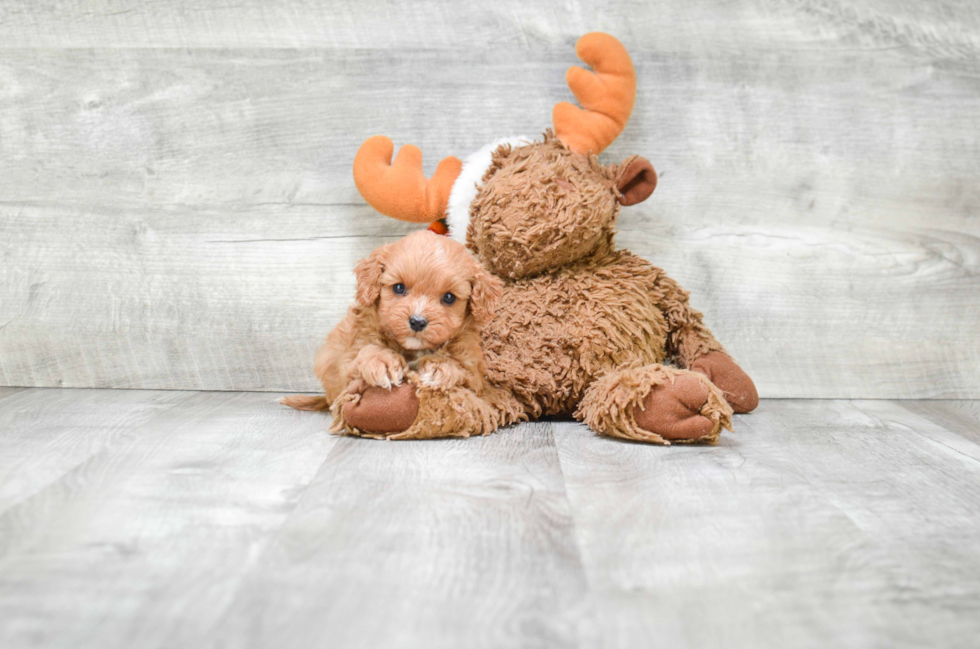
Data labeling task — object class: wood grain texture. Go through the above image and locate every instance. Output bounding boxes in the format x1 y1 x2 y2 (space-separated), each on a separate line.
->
0 388 190 513
2 391 980 647
0 0 978 54
894 399 980 447
0 387 27 401
1 2 979 396
209 422 595 649
552 403 980 648
0 390 338 649
0 202 410 391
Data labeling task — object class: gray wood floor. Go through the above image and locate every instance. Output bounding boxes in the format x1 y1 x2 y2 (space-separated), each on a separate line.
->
1 388 979 649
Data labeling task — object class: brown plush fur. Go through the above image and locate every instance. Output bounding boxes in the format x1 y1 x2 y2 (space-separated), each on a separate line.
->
339 31 759 444
331 133 756 444
479 244 727 416
462 134 742 442
281 230 505 435
579 364 732 444
333 374 525 440
468 132 621 280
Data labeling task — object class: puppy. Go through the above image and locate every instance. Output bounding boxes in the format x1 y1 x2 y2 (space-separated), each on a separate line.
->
281 230 503 414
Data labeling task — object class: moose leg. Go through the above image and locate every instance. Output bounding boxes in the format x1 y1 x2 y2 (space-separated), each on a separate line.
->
688 351 759 414
333 376 524 440
651 272 759 414
575 363 733 445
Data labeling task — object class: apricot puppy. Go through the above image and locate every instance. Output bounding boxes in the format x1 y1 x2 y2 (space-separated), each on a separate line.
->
281 230 502 416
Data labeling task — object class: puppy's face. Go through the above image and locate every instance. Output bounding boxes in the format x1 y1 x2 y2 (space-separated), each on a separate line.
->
355 230 502 351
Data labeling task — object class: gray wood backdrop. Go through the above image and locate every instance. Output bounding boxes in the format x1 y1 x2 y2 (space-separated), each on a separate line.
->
1 0 978 398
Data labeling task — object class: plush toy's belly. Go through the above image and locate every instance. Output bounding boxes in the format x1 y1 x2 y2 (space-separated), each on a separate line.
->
481 251 669 417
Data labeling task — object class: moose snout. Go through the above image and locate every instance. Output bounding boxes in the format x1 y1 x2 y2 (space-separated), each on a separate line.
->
409 315 428 332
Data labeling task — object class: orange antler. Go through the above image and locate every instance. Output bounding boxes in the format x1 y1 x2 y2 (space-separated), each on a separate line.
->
353 136 463 223
552 33 636 156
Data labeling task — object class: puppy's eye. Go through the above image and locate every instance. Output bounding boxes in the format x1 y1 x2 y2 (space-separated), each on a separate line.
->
441 292 456 305
392 283 406 295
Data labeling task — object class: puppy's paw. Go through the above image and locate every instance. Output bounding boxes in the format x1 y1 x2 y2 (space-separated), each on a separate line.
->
360 357 406 389
417 360 466 390
354 346 407 390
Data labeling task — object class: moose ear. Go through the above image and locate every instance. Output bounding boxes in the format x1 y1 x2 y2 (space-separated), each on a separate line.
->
616 157 657 206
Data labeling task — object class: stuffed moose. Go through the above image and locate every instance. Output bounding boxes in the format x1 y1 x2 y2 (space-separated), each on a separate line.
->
334 32 758 443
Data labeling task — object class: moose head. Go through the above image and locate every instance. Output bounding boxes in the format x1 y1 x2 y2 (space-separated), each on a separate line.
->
352 33 657 280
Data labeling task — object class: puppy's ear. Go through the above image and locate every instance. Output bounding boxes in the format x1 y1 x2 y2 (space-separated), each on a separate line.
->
468 263 503 325
354 245 387 307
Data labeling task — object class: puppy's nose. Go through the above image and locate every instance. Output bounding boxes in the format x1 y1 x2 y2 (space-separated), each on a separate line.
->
408 315 428 332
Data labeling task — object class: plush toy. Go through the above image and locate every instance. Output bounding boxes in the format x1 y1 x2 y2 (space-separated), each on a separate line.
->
337 32 758 444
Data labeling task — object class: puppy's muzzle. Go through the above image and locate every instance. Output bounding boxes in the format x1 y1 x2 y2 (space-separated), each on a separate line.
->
409 315 428 332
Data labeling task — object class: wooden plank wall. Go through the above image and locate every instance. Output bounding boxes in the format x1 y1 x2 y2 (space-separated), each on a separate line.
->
1 1 978 397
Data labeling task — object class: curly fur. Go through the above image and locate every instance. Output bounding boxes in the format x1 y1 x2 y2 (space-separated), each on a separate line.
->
281 231 503 425
338 32 759 445
333 371 526 440
576 363 733 444
468 132 621 280
468 134 725 419
457 133 747 444
327 132 755 444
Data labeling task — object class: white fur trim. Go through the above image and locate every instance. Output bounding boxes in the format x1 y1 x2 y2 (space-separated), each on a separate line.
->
445 135 532 243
